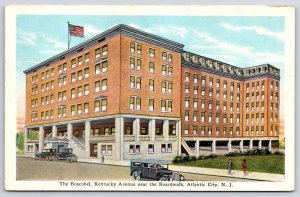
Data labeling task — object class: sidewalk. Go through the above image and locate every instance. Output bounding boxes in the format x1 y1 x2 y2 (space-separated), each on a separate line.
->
77 158 284 182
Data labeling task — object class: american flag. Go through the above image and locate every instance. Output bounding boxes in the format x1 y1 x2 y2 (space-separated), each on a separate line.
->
69 24 84 37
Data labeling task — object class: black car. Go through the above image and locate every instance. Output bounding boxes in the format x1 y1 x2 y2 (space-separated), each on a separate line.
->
130 159 184 181
53 148 78 162
35 148 57 160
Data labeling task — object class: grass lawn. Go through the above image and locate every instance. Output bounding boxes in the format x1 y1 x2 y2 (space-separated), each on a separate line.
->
175 155 284 174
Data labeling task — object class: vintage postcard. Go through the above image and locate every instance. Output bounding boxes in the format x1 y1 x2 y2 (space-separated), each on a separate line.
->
5 5 295 191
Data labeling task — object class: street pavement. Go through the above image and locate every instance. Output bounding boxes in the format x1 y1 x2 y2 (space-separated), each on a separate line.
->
17 157 254 182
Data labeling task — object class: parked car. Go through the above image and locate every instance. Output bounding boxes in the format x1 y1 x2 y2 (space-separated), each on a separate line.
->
53 148 78 162
35 148 57 161
130 159 185 181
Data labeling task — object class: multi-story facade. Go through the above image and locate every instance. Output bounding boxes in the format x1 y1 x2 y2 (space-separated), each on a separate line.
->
181 52 280 156
23 24 280 160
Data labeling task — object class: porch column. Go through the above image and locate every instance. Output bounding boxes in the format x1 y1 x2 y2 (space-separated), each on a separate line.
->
115 116 124 160
195 140 200 157
24 127 28 153
228 140 232 152
239 140 244 152
38 126 44 153
52 125 57 137
149 119 156 141
85 121 91 157
258 140 262 149
211 140 216 154
176 121 181 155
268 140 272 151
133 118 140 141
67 123 73 148
249 140 253 150
163 119 169 141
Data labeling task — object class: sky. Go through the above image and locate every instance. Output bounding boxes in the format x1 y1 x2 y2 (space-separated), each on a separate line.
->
16 15 285 131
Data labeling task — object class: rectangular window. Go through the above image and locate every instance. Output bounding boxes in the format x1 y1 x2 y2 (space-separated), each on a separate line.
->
185 72 190 82
130 76 135 88
71 59 76 68
102 45 108 55
161 100 166 112
149 48 155 58
185 97 189 108
130 57 135 69
101 98 107 111
148 144 154 153
101 79 107 91
95 48 101 58
149 79 154 91
85 53 89 62
149 99 154 111
168 82 173 93
168 66 173 76
193 111 197 122
129 97 135 110
71 105 75 116
102 61 108 72
162 65 167 76
77 104 82 115
136 77 141 89
84 84 89 95
130 42 135 53
149 62 155 73
136 97 141 110
101 145 112 155
84 102 89 113
185 110 189 121
168 54 172 62
167 100 172 112
161 81 167 93
137 44 142 54
129 145 140 154
162 52 167 61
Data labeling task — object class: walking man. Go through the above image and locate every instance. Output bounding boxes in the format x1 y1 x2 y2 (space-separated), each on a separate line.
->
227 159 233 174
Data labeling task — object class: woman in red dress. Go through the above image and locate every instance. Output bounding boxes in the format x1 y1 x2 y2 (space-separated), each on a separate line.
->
242 159 247 176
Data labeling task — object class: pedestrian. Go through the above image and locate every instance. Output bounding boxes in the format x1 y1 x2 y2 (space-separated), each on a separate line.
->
242 159 247 176
227 159 233 174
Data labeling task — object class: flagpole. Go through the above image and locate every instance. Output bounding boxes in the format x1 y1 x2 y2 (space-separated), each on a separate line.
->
68 21 70 50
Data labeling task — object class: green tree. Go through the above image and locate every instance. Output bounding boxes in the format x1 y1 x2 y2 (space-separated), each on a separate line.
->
17 131 24 152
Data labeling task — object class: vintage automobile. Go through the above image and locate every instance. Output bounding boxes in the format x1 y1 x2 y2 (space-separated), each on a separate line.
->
35 148 57 161
130 159 185 181
53 148 78 162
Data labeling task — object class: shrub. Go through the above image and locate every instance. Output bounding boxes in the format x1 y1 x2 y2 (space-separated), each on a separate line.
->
205 153 217 159
273 150 284 155
190 156 197 161
172 155 183 164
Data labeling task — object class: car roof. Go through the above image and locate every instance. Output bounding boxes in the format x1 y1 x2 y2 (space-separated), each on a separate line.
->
131 159 170 165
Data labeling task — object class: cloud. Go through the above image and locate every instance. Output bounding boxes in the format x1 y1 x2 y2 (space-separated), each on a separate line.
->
144 25 188 39
84 25 103 36
17 31 37 46
220 22 284 42
128 23 141 29
40 33 67 51
192 30 284 66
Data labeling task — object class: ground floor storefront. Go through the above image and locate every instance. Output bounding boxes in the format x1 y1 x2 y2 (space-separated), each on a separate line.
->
24 114 181 160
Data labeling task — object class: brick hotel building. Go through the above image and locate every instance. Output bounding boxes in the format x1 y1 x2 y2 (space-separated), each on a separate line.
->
23 24 280 160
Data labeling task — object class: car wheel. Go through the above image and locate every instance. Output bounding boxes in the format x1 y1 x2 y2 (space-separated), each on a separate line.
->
159 177 168 181
67 157 72 163
132 171 141 181
180 175 185 181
